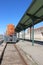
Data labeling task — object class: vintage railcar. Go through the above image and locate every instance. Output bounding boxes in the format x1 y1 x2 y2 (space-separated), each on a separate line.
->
4 24 17 43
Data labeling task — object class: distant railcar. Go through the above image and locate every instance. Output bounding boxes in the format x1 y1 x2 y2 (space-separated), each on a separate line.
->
4 24 17 43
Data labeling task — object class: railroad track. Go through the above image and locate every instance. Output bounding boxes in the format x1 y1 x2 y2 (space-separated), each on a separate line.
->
1 43 28 65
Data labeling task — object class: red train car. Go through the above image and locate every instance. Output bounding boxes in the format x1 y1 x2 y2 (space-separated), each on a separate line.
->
4 24 17 43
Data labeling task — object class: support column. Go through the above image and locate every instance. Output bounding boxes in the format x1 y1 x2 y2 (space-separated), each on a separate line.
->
24 30 25 40
30 27 31 40
32 21 34 46
18 33 20 39
22 30 25 41
22 31 23 41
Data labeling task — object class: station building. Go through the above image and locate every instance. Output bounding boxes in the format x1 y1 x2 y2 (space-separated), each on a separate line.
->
27 27 43 41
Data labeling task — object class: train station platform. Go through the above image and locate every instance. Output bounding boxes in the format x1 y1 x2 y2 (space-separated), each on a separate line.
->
16 40 43 65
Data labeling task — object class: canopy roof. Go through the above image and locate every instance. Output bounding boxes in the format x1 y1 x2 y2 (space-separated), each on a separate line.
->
16 0 43 32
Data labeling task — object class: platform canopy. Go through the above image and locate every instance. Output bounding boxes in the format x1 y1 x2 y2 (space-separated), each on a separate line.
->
16 0 43 32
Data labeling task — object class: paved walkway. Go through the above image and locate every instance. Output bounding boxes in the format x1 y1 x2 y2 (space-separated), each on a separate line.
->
16 40 43 65
1 44 26 65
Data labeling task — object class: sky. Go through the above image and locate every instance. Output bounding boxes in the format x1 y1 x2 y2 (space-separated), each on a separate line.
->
0 0 43 34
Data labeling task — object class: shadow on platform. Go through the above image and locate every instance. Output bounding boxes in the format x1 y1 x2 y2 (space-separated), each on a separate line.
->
19 38 43 45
